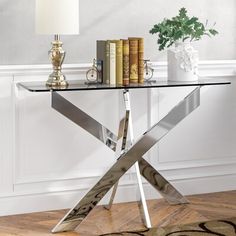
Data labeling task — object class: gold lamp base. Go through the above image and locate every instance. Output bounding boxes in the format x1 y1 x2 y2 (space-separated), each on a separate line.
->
46 72 68 87
46 35 68 88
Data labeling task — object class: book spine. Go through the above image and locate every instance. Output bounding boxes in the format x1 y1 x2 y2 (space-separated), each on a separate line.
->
129 39 138 83
138 38 144 84
114 40 123 85
96 40 106 83
123 40 129 86
105 41 110 84
109 43 116 85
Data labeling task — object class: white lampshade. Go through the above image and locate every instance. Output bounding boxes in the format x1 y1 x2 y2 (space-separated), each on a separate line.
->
35 0 79 35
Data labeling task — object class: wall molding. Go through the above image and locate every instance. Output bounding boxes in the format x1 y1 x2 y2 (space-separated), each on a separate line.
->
13 153 236 185
11 160 236 195
0 60 235 77
0 173 235 216
151 60 236 78
0 64 90 76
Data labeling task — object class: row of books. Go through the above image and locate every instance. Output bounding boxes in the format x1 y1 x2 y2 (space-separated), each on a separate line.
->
96 38 144 85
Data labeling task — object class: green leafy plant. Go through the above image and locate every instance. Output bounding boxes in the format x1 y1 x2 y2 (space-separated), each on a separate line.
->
149 8 218 51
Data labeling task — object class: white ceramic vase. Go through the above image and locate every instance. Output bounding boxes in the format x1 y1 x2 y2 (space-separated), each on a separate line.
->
168 42 199 82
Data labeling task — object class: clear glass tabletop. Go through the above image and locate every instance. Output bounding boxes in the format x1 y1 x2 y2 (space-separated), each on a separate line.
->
18 77 231 92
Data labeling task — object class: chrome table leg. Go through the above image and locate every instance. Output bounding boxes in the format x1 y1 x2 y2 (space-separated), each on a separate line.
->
104 91 130 210
125 90 152 227
51 91 117 151
104 181 119 210
51 87 200 233
138 158 188 204
105 90 152 228
134 162 152 227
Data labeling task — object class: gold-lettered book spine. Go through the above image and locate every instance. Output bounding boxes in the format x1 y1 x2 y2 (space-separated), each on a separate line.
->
138 38 144 84
122 39 129 86
112 40 123 85
129 38 138 84
129 37 144 84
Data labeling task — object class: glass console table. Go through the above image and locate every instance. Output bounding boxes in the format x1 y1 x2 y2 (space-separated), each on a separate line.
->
18 78 230 233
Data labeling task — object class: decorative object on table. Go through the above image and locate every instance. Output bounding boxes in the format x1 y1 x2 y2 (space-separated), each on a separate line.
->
96 37 144 85
35 0 79 87
99 217 236 236
150 8 218 82
86 59 102 84
143 59 154 81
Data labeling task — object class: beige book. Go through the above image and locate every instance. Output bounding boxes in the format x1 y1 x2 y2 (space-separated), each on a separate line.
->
109 43 116 85
112 40 123 85
105 41 110 84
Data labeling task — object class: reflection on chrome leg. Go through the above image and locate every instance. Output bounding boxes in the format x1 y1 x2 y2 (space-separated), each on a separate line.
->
138 158 189 204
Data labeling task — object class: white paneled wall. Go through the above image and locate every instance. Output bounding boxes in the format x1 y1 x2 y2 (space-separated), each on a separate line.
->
0 76 13 194
0 61 236 216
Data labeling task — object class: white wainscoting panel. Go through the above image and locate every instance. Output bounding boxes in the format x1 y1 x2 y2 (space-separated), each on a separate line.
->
158 80 236 163
14 75 119 185
0 75 14 194
0 61 235 216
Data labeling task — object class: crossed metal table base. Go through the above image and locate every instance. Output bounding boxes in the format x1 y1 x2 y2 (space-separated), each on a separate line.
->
51 87 200 233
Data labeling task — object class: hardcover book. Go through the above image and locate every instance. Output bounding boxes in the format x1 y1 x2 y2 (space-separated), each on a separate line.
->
96 40 107 83
129 37 144 83
129 38 139 83
112 40 123 85
138 38 144 84
97 40 116 84
109 42 116 85
105 41 110 84
122 39 129 86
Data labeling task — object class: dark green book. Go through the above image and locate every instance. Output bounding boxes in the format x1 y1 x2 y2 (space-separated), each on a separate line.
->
96 40 109 84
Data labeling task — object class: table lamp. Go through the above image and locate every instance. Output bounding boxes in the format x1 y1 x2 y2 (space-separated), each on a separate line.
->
35 0 79 87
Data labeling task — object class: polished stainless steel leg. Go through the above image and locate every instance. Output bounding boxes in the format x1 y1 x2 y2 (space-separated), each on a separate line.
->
104 90 152 229
134 162 152 227
51 91 117 151
104 92 130 210
138 158 188 204
124 90 152 228
104 181 119 210
51 87 200 233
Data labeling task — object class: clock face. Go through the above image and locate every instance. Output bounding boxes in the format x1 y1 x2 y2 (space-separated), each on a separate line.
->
86 68 98 82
